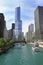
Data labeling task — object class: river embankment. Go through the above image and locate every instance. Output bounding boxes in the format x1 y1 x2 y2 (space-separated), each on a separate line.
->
0 38 15 54
28 42 43 48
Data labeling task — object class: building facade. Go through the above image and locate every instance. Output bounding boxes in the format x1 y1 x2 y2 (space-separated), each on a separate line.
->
15 7 20 21
28 24 34 42
34 6 43 40
15 7 22 40
12 23 15 29
4 27 8 40
0 13 6 38
25 32 29 42
25 24 34 42
29 24 34 33
8 29 13 40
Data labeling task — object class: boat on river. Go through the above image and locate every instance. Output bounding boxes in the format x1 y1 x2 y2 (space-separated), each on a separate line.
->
32 42 40 52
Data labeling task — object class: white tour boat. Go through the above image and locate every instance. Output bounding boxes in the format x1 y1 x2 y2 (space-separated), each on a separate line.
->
32 42 40 52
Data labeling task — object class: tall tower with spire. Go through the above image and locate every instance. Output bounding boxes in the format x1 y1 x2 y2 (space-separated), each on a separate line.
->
15 7 22 40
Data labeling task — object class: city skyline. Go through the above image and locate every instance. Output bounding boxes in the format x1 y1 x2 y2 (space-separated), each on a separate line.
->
0 0 43 34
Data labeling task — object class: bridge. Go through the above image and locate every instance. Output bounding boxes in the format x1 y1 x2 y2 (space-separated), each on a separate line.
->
14 40 27 44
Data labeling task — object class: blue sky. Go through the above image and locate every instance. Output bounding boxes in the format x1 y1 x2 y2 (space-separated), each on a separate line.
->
0 0 43 34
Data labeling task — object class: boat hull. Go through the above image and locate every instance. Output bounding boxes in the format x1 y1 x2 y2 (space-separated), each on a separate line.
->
32 47 40 52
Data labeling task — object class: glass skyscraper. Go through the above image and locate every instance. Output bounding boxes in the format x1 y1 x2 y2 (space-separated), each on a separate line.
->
15 7 22 40
15 7 20 21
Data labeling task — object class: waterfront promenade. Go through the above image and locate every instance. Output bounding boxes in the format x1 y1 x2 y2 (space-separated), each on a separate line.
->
29 42 43 48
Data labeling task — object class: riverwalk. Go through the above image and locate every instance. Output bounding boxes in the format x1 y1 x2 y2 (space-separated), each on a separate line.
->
28 42 43 48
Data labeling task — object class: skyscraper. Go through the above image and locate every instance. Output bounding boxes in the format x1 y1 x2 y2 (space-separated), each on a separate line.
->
15 7 20 21
12 23 15 29
34 6 43 40
0 13 6 38
28 24 34 42
15 7 22 40
29 24 34 33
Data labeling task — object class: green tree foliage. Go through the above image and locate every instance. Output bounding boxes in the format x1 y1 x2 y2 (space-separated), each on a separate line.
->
9 40 14 45
0 38 7 48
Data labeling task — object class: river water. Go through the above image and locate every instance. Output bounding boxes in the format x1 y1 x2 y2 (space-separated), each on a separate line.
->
0 44 43 65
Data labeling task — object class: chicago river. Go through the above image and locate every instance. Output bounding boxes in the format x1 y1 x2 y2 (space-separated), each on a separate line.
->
0 44 43 65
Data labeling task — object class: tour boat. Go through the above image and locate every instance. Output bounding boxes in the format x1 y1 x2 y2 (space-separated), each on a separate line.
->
32 42 40 52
